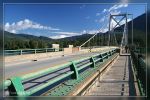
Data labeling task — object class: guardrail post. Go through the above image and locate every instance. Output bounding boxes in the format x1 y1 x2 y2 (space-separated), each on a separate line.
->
20 50 22 55
114 49 116 53
70 61 79 80
112 49 115 54
8 77 26 96
112 50 115 54
106 52 109 59
35 49 36 54
90 57 95 68
99 54 103 62
108 51 111 56
46 48 47 53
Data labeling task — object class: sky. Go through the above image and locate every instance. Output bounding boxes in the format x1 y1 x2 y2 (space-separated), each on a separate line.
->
4 3 146 39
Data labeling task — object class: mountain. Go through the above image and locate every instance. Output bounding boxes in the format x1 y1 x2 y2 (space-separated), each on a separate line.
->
128 13 147 47
4 31 54 49
4 31 94 49
4 31 53 41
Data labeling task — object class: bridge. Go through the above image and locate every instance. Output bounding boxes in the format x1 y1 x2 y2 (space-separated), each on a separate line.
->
4 13 146 97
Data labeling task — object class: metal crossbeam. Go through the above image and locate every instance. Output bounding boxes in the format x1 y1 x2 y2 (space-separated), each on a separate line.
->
112 16 126 30
108 13 132 47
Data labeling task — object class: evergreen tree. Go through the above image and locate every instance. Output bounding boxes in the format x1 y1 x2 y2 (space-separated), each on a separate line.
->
29 40 38 49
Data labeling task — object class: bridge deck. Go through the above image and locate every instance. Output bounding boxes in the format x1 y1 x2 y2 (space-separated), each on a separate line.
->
85 55 140 96
42 53 118 96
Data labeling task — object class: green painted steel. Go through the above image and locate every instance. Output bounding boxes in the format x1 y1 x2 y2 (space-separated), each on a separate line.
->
99 54 103 62
4 48 117 96
73 57 90 64
90 57 95 68
46 53 118 96
47 52 118 96
77 62 93 71
47 69 95 96
94 58 102 63
9 77 26 96
26 71 74 96
93 54 103 63
21 62 72 80
137 58 146 96
5 48 62 56
131 51 146 96
4 80 11 89
108 51 112 56
137 79 145 96
70 61 79 80
102 54 107 59
92 53 101 58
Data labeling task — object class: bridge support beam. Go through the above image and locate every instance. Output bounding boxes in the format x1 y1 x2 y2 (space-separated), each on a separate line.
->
8 77 25 96
70 61 79 80
90 57 95 68
99 54 103 62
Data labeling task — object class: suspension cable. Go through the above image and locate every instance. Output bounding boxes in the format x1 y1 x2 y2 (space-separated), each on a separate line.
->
79 21 108 48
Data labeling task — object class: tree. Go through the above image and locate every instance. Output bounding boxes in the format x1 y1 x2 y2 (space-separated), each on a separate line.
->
24 41 30 48
38 40 46 48
29 40 38 49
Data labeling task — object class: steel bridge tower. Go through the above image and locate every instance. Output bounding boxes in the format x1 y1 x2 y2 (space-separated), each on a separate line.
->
108 13 131 47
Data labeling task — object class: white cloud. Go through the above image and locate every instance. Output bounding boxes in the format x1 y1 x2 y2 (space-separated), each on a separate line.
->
11 30 16 33
108 5 118 12
128 18 131 21
53 31 79 35
94 4 129 31
108 4 128 12
96 13 101 16
110 10 121 15
86 30 99 34
102 9 107 13
5 19 60 33
51 28 110 39
95 15 108 24
96 6 123 24
83 28 108 34
50 35 68 39
101 4 128 14
50 31 81 39
82 30 87 34
121 0 129 3
100 28 108 33
119 18 132 25
99 16 106 23
95 17 105 23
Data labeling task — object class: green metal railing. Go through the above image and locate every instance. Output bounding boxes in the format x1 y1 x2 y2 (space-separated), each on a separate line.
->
4 48 62 56
130 51 146 96
4 48 117 96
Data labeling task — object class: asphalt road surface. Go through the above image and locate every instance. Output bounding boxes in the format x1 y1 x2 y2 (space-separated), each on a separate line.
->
5 51 103 79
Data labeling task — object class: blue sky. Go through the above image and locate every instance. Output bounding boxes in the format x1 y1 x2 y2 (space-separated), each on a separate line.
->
4 4 146 39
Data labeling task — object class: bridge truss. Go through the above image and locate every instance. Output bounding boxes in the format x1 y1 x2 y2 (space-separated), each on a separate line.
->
80 13 133 50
